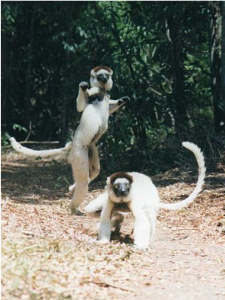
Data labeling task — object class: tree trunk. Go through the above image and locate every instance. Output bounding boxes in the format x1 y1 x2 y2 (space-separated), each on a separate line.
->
165 12 188 130
0 34 9 126
220 2 225 128
0 1 11 131
59 52 69 145
24 6 36 130
210 2 225 133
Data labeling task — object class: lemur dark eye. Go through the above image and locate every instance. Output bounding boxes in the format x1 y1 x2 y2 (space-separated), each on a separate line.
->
114 184 119 189
125 183 130 188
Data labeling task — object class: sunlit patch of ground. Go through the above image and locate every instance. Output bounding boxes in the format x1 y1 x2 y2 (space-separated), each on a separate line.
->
1 152 225 299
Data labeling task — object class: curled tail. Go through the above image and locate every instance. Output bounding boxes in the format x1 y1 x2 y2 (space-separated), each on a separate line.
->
159 142 206 210
9 137 72 158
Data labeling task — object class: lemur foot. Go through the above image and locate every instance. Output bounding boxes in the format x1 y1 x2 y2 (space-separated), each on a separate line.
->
69 204 85 216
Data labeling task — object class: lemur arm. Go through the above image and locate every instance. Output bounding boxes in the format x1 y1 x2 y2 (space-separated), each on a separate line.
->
76 82 89 112
109 97 130 115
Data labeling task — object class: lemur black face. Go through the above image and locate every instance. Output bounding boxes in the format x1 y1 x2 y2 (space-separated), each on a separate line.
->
113 181 131 197
109 172 133 199
97 73 110 84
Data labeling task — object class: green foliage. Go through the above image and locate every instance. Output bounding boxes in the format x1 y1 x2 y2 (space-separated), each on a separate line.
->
1 132 10 146
12 124 28 133
1 1 224 172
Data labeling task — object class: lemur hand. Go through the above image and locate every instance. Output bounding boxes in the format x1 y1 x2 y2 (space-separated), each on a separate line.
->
118 96 130 106
79 81 89 91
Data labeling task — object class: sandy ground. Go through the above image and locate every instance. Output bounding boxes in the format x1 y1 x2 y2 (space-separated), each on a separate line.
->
1 152 225 300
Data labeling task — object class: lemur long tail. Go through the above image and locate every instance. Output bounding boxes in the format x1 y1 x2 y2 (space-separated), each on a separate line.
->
9 137 72 158
159 142 206 210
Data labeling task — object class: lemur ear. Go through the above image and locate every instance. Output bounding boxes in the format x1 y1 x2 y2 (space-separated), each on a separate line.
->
108 68 113 76
106 177 111 185
90 69 96 77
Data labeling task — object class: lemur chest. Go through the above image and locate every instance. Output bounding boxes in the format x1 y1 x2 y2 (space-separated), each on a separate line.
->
76 94 110 146
87 98 109 144
113 202 131 213
92 96 109 129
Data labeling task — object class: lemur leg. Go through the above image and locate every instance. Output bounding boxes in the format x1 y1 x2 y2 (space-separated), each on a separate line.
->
98 199 114 243
88 144 100 182
69 147 89 215
148 209 157 242
69 144 100 193
111 212 124 236
69 183 76 192
129 203 151 250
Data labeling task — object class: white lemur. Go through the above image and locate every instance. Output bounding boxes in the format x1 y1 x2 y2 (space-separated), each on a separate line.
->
85 142 206 250
68 66 129 214
10 66 129 214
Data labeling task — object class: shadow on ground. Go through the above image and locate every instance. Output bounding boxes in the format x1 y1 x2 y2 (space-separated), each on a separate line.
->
1 157 73 203
1 153 225 205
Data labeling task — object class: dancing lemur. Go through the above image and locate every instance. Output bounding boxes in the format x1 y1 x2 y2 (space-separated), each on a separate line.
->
10 66 129 214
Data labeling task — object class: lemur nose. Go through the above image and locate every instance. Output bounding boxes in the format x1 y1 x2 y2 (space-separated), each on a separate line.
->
118 190 128 196
97 74 108 83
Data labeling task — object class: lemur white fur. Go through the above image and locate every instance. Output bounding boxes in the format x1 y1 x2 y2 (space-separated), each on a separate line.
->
9 66 129 214
85 142 206 249
68 66 129 214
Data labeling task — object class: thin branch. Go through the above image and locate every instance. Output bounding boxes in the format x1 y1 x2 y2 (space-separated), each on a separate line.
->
81 280 136 292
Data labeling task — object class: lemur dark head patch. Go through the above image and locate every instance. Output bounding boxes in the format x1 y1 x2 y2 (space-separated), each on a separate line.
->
91 66 113 75
109 172 133 185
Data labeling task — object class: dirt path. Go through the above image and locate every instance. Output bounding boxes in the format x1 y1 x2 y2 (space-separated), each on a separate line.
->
1 153 225 300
